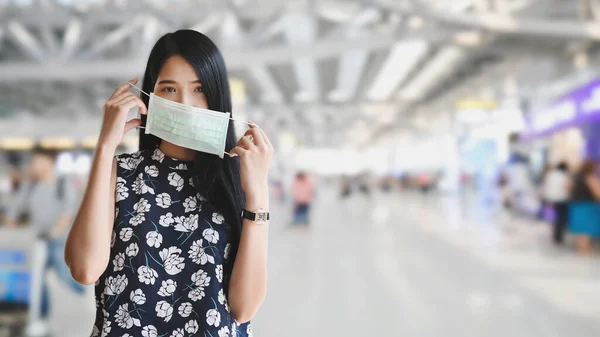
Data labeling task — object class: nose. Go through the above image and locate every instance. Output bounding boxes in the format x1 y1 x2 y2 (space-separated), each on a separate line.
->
179 92 194 106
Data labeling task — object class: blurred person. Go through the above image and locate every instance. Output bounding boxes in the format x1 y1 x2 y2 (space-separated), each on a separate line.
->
65 30 272 336
542 162 572 245
4 146 85 335
292 172 314 226
569 160 600 254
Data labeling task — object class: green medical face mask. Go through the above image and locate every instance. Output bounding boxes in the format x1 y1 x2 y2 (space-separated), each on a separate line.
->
130 83 246 158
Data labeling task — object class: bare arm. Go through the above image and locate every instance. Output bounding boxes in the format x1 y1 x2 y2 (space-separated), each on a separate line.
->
586 174 600 201
64 151 116 285
64 78 147 285
227 123 273 323
228 187 270 324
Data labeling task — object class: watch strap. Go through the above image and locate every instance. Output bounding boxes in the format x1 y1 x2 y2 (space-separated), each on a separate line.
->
242 209 270 221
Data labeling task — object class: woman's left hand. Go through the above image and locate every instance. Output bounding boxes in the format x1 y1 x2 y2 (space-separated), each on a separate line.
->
229 122 274 200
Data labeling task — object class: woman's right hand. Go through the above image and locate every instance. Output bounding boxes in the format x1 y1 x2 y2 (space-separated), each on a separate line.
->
98 78 148 150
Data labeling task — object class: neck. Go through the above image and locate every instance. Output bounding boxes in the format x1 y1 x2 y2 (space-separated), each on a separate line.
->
159 141 195 161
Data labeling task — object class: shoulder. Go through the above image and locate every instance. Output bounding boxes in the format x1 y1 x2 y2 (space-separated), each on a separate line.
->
115 149 150 172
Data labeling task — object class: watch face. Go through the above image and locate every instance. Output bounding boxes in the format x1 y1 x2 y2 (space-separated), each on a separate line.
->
257 213 268 222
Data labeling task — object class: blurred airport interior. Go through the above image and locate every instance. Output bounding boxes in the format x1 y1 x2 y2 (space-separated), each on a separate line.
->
1 0 600 336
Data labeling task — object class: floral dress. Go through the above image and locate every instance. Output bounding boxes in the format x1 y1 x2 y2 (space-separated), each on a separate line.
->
92 148 252 337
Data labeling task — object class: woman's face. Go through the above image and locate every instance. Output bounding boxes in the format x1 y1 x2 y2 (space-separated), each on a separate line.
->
154 55 208 109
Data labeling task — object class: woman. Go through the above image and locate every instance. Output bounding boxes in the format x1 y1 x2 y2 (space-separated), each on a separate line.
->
569 160 600 254
65 30 272 337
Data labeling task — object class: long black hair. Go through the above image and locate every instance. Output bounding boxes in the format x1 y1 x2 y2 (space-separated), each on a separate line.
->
138 30 245 283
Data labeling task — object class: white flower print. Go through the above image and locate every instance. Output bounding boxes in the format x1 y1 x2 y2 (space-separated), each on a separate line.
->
145 165 159 177
115 303 141 329
152 148 165 163
119 156 144 171
126 242 139 257
156 193 172 209
232 322 238 337
116 177 129 202
189 240 215 265
134 198 151 214
111 231 116 248
91 325 99 337
115 207 119 219
104 274 127 296
188 287 205 302
133 173 155 195
189 177 195 187
203 228 220 244
142 325 158 337
174 214 198 233
183 196 198 213
101 320 112 337
120 228 133 242
129 213 145 227
170 329 185 337
218 289 226 306
158 279 177 297
216 264 224 283
146 231 163 248
130 289 146 305
191 269 211 287
206 309 221 327
224 243 231 261
159 247 185 275
197 193 207 203
159 213 175 227
178 302 193 318
247 324 253 337
113 253 125 272
168 172 184 191
122 335 132 337
212 212 225 224
137 266 158 285
155 301 174 322
174 163 188 170
185 320 199 334
219 326 230 337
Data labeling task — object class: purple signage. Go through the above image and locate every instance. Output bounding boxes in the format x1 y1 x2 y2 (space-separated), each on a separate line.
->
525 78 600 139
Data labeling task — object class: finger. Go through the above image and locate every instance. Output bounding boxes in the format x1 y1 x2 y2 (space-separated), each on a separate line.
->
228 146 248 158
248 121 272 147
124 118 142 134
244 128 265 147
110 92 137 105
120 96 148 115
110 78 137 99
238 134 256 150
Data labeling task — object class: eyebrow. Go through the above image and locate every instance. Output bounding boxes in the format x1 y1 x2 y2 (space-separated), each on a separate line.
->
157 79 202 85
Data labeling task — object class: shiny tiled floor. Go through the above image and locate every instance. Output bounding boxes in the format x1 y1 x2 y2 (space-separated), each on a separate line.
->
49 185 600 336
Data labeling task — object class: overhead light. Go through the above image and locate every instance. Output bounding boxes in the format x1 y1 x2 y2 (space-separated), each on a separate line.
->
453 30 484 46
408 16 424 30
328 29 370 103
398 46 465 101
367 39 429 101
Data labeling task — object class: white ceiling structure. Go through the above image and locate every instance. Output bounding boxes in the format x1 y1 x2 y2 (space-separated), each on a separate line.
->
1 0 600 147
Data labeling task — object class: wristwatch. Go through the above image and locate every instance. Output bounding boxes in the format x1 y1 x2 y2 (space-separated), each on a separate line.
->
241 208 270 224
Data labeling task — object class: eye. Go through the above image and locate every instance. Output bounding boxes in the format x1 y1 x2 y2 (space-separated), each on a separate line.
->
161 87 176 93
194 87 203 93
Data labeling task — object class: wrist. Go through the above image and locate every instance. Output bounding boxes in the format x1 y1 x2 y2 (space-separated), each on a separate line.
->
245 184 269 211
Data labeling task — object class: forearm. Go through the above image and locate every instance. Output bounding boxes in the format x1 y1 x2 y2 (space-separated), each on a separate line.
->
228 186 269 323
65 146 116 284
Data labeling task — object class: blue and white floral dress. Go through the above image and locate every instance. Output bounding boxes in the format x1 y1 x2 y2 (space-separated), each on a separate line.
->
92 148 252 337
